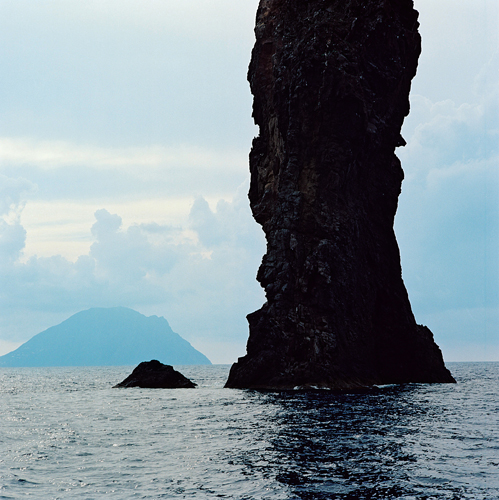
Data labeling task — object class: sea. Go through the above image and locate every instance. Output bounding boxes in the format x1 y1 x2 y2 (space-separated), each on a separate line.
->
0 362 497 499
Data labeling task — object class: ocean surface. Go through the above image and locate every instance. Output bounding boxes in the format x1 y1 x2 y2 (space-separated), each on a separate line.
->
0 362 497 499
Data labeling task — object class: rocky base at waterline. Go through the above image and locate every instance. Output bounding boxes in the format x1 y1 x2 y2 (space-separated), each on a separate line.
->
114 360 197 388
0 307 211 367
225 0 455 390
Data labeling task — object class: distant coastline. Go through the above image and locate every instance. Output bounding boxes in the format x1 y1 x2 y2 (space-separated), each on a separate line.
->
0 307 211 368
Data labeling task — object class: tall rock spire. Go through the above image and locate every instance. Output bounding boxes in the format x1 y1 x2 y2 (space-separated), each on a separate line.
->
225 0 455 389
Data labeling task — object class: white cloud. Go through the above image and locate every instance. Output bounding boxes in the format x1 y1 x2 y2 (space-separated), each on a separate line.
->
0 173 36 217
1 138 252 260
19 198 195 261
400 97 498 178
189 197 225 248
0 137 246 172
0 219 26 265
0 174 35 265
395 45 498 358
0 182 266 363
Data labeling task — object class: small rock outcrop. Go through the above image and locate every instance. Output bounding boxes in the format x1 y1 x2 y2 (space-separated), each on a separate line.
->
114 360 197 388
226 0 455 389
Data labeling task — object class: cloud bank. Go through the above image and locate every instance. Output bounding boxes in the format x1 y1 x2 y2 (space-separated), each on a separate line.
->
0 178 265 362
0 0 497 362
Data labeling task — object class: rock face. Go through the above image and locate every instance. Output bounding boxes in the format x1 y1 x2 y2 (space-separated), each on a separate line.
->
226 0 455 389
114 360 197 388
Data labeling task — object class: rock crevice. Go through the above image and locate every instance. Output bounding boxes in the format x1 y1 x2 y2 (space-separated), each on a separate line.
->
226 0 455 390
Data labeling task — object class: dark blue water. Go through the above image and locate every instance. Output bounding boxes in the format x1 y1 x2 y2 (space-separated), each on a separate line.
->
0 362 497 499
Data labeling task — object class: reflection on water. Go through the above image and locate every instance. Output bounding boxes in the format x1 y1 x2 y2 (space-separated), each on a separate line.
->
268 388 422 499
0 363 497 499
249 364 498 499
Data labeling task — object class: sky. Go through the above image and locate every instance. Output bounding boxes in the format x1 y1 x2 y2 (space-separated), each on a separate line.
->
0 0 497 364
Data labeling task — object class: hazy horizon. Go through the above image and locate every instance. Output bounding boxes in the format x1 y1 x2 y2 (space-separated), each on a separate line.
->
1 0 497 363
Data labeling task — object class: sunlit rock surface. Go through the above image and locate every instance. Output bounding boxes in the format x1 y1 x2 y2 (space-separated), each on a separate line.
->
226 0 455 390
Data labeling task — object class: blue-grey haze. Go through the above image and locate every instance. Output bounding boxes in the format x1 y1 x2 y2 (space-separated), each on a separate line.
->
0 307 211 367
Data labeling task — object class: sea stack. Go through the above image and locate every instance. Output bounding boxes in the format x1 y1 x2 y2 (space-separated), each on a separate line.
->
114 360 197 388
226 0 455 389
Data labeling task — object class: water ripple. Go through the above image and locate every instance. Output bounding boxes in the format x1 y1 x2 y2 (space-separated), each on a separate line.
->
0 363 497 499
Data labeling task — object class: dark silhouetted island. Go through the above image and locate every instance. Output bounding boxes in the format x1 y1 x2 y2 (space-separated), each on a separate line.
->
226 0 455 390
0 307 211 367
114 360 197 388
